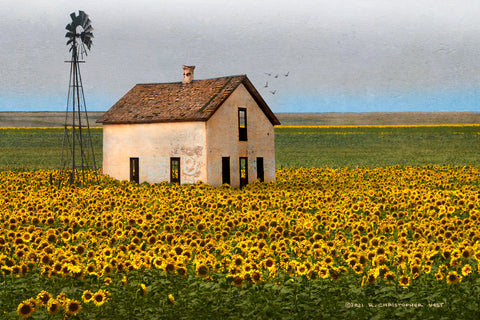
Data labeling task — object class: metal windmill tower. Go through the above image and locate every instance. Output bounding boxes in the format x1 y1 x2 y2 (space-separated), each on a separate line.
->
59 11 97 186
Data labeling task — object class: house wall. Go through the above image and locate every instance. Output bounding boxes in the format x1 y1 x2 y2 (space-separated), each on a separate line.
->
206 83 276 187
102 122 207 184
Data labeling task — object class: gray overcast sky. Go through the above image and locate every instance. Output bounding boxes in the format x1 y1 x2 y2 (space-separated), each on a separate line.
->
1 0 480 112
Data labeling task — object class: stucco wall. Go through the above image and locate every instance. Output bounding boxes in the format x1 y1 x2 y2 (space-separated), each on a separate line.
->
206 83 276 187
102 122 207 184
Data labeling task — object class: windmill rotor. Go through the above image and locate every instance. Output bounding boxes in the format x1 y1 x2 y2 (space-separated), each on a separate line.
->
65 10 93 53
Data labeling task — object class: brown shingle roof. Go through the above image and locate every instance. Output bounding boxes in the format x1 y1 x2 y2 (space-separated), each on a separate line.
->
96 75 280 125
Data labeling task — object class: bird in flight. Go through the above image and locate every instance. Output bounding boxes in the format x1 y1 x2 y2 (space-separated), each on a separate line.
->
264 72 272 76
270 90 277 95
264 82 269 88
284 71 289 77
274 74 279 78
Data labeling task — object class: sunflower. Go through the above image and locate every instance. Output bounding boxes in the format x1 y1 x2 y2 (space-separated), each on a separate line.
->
296 263 308 276
168 294 176 304
323 255 334 266
446 271 462 285
263 257 275 270
36 290 52 306
140 283 148 297
176 265 187 277
196 264 209 278
251 270 263 283
462 264 472 276
410 264 421 276
461 247 472 259
318 266 330 279
435 271 444 281
423 265 432 274
17 301 35 319
93 289 109 307
65 299 82 316
46 298 61 315
384 271 396 283
232 275 244 287
353 263 363 274
232 255 244 267
399 274 410 288
165 260 176 273
82 290 94 303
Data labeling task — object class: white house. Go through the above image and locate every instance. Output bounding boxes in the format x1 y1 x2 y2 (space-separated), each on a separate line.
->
96 66 280 187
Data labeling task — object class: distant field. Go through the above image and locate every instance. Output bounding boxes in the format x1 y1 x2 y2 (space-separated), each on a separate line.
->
2 111 480 126
276 112 480 126
0 112 104 127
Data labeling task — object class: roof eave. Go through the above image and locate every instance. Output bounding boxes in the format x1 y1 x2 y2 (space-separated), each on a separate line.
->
201 75 281 126
240 76 281 126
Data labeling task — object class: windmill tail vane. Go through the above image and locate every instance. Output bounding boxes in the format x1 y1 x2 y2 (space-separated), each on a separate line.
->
58 10 98 187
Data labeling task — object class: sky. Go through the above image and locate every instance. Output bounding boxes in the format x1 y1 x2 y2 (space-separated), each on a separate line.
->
1 0 480 113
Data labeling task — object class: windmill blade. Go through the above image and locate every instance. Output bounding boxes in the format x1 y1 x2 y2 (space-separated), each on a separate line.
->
81 36 93 50
70 12 77 21
83 17 91 27
83 25 93 33
82 31 94 38
65 23 75 33
79 10 87 21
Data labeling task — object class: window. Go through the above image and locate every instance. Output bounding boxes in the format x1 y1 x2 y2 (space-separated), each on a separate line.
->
130 157 139 183
239 157 248 188
222 157 230 185
256 157 264 182
170 157 180 184
238 108 247 141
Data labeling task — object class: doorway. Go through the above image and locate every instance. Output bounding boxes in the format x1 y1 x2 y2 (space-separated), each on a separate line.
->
170 157 180 184
222 157 230 185
239 157 248 188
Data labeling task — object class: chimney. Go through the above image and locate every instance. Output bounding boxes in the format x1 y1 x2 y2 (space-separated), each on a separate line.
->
182 65 195 84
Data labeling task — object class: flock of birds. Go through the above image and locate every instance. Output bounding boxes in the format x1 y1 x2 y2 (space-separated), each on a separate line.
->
262 71 289 95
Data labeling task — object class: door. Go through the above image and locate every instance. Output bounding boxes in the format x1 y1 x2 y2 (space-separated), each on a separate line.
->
222 157 230 185
256 157 264 182
170 157 180 184
130 157 139 183
239 157 248 188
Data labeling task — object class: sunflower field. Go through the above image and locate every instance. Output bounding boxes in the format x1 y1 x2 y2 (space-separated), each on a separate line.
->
2 165 480 319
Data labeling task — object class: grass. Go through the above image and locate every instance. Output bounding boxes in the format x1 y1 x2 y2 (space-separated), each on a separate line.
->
1 125 479 170
3 270 479 319
275 125 480 168
0 127 102 170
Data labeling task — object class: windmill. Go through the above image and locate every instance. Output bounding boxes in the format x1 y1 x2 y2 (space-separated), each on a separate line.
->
58 10 97 186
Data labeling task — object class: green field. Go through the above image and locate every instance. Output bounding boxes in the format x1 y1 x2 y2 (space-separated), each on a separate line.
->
0 127 102 171
1 125 479 170
276 125 480 168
